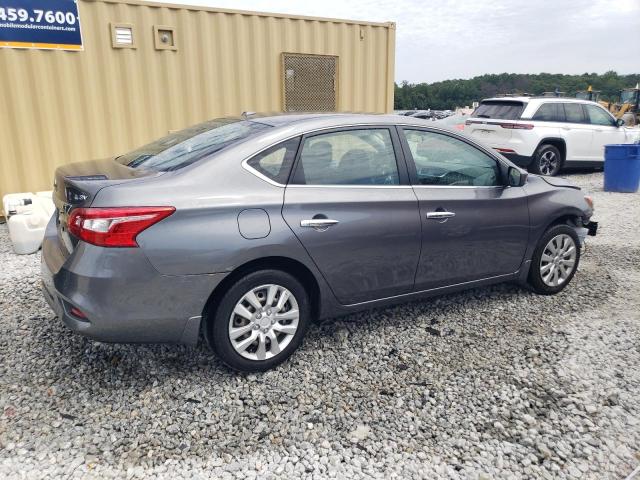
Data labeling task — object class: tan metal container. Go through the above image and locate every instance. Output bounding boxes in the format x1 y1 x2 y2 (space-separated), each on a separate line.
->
0 0 395 199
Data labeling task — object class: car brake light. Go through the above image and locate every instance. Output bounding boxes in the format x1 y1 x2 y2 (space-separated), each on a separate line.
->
68 207 175 247
70 306 88 319
494 147 516 153
499 123 534 130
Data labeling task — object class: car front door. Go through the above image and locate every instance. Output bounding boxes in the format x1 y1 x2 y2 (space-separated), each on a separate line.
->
584 104 627 162
282 127 421 305
398 127 529 290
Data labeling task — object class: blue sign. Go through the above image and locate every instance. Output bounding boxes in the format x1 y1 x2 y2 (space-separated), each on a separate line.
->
0 0 83 50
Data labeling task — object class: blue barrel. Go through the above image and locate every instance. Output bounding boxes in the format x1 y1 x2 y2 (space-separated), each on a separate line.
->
604 144 640 193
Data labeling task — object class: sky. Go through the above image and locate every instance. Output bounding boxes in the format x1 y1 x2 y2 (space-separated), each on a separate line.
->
153 0 640 84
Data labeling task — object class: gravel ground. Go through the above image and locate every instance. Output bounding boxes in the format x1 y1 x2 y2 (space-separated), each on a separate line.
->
1 171 639 479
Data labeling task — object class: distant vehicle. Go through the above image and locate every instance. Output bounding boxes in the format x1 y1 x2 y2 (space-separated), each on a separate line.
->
42 113 596 371
410 110 432 119
465 97 640 176
433 113 466 131
600 84 640 127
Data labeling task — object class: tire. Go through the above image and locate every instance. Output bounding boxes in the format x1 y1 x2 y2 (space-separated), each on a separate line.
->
528 224 581 295
530 144 562 176
208 269 310 372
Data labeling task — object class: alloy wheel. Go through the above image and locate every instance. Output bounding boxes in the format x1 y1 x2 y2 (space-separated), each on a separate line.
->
538 151 559 176
539 234 577 287
228 284 299 361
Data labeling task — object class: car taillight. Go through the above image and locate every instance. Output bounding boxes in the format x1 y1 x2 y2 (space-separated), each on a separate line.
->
499 123 534 130
68 206 175 247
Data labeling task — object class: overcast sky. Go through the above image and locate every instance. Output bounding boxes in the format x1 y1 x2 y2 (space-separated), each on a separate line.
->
155 0 640 83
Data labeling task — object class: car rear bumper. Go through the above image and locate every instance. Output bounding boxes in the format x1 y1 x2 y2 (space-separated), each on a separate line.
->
41 218 227 345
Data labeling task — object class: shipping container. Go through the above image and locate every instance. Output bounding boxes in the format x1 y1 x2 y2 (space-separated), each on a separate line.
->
0 0 395 199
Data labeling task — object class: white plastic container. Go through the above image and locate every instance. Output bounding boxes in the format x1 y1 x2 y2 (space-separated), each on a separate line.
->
2 191 55 255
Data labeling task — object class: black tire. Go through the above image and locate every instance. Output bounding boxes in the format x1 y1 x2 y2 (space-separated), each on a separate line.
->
208 269 310 372
528 224 581 295
530 144 562 176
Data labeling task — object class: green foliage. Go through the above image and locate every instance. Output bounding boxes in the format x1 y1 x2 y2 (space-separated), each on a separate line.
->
394 72 640 110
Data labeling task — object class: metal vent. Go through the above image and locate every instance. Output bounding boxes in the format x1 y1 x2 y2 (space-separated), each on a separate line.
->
115 27 133 45
282 53 337 112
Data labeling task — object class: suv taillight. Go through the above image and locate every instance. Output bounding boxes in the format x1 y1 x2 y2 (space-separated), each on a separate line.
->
68 207 175 247
499 122 534 130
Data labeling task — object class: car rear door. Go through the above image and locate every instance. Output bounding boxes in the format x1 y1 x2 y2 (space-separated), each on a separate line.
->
397 127 529 290
560 103 594 161
281 126 421 305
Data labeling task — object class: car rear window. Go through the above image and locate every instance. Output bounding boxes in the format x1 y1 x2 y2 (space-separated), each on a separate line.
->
472 101 526 120
116 119 271 171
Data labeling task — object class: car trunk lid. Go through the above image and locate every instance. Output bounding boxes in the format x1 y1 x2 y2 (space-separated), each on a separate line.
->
53 157 163 253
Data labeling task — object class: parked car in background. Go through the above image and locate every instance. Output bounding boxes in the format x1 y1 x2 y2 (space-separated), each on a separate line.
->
465 97 640 176
433 113 467 131
410 110 432 119
42 113 596 372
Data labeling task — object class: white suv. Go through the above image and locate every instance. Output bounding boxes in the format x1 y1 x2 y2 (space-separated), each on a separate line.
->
464 97 640 176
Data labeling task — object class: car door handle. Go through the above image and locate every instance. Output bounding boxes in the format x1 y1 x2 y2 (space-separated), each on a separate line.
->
300 218 339 229
426 211 455 220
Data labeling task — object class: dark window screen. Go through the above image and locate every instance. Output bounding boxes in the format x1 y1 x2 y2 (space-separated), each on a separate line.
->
246 137 301 184
562 104 585 124
472 101 525 120
532 103 563 122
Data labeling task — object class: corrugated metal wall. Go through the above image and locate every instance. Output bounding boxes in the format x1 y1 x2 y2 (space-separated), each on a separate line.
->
0 0 395 199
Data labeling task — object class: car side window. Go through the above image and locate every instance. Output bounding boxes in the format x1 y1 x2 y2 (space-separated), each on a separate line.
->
403 130 501 187
584 105 615 126
562 103 585 124
294 129 400 185
532 103 563 122
246 137 301 184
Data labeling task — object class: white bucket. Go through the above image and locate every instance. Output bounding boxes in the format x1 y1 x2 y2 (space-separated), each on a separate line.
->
2 191 55 255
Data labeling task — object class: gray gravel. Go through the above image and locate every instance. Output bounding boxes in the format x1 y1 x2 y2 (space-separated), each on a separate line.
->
1 171 639 479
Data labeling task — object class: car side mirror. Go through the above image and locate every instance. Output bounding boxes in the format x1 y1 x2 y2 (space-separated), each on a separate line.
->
616 118 626 127
508 166 527 187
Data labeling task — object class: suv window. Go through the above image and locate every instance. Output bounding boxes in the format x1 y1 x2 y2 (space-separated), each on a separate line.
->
584 104 615 126
402 130 501 187
532 103 563 122
246 137 300 184
472 101 525 120
562 103 586 124
294 129 399 185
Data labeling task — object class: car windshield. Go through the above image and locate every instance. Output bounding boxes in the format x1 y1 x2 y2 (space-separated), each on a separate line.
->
116 119 271 171
472 101 525 120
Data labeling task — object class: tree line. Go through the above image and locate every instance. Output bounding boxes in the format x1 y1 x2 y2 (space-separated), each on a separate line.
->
394 71 640 110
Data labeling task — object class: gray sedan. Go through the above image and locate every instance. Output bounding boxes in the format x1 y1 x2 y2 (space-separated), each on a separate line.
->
42 114 597 371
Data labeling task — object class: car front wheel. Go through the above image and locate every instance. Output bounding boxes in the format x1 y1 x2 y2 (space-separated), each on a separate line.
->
208 269 310 372
528 224 581 295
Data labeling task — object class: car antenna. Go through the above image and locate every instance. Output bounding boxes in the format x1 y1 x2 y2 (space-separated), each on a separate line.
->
242 111 256 119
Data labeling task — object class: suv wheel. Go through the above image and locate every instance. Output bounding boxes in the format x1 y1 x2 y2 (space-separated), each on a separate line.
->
208 269 310 372
531 144 562 176
528 224 580 295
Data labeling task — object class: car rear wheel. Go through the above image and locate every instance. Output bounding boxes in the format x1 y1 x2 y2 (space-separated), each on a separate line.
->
528 224 580 295
531 144 562 176
209 270 310 372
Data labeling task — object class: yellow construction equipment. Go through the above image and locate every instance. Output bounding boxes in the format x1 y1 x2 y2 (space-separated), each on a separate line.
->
575 85 601 102
599 84 640 126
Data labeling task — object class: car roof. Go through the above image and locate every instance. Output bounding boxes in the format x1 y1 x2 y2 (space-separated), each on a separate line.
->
481 97 601 106
246 112 436 130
